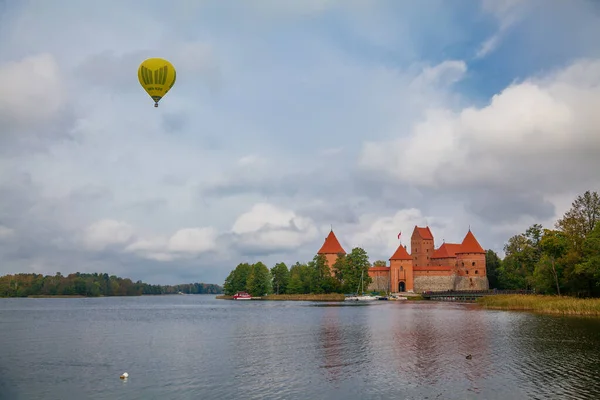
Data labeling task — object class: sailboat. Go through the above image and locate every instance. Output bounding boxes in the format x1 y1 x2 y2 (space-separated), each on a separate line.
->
345 269 377 301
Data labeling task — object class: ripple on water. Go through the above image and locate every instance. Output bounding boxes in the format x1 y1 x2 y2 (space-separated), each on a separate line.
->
1 296 600 399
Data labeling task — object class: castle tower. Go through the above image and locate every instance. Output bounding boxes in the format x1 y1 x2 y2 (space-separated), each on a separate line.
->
317 229 346 276
389 244 413 292
455 229 488 288
411 226 434 267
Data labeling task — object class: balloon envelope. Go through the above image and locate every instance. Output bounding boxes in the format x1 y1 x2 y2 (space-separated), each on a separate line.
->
137 58 176 107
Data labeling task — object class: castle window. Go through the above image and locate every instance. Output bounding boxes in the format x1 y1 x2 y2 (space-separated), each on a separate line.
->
462 262 464 266
466 270 469 274
475 270 479 274
472 262 475 266
400 266 404 271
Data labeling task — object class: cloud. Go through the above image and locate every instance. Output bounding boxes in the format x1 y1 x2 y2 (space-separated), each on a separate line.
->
359 59 600 199
231 203 319 254
1 0 599 284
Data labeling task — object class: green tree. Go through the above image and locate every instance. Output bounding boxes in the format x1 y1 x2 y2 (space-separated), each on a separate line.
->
485 249 502 289
309 254 339 294
342 247 372 294
223 263 252 295
270 262 290 295
556 190 600 253
575 223 600 293
287 262 311 294
372 260 387 267
539 229 569 295
246 262 272 296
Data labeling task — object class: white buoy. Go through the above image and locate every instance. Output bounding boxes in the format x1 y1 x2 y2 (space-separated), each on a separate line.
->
120 372 129 379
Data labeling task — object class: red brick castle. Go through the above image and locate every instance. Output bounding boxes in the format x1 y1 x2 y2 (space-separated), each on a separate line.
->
317 225 488 293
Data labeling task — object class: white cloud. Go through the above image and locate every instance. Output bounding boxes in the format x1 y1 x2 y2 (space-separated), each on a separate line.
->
124 226 217 262
232 203 319 251
0 53 66 128
475 0 532 58
359 59 600 196
348 208 453 258
83 219 135 251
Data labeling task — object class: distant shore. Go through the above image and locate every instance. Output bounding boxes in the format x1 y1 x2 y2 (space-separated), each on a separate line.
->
478 294 600 316
27 295 88 298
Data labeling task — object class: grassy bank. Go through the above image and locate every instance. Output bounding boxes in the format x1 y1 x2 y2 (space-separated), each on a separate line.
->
478 294 600 316
215 295 232 299
406 295 424 301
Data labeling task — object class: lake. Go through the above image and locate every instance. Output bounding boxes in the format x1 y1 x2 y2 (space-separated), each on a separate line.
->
1 295 599 400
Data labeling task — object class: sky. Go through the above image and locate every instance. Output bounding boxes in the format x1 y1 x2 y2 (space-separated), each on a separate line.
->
1 0 600 285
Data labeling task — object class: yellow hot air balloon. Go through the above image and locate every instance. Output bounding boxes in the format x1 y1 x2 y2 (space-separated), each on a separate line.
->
137 58 176 107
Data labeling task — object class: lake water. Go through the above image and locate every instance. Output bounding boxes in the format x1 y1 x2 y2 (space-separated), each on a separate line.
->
1 295 599 400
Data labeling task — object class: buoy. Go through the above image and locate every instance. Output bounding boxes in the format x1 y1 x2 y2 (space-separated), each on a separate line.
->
120 372 129 379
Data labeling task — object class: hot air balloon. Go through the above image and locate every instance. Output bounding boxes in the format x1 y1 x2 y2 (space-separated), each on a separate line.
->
137 58 176 107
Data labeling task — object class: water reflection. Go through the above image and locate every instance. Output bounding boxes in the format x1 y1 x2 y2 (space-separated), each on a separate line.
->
508 314 600 399
2 297 600 399
319 306 343 383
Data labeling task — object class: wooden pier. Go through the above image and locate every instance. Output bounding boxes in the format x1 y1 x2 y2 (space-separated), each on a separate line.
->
421 289 533 302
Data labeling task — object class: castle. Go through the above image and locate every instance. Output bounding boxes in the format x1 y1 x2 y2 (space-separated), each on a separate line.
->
316 225 489 293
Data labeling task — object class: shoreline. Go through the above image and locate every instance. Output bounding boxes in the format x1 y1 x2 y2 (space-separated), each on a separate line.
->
216 293 424 301
216 293 347 301
477 294 600 316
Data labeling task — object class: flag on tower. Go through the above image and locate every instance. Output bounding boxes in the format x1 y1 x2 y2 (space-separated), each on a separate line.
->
397 231 401 240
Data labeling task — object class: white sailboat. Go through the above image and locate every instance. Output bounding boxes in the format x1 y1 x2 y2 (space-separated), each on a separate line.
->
345 269 377 301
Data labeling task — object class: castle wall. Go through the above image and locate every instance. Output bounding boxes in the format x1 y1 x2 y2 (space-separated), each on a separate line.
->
456 253 487 277
413 275 456 292
367 271 390 292
413 274 489 292
454 276 489 291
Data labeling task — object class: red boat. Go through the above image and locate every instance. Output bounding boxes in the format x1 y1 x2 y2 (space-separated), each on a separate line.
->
233 291 251 300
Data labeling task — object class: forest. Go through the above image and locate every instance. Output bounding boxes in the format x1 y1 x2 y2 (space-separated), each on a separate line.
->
0 272 223 297
486 190 600 297
225 190 600 298
223 247 374 297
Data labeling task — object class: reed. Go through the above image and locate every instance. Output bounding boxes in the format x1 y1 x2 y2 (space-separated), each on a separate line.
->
478 294 600 316
261 293 346 301
215 295 232 299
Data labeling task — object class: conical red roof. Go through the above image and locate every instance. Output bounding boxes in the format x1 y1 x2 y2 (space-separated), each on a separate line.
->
317 230 346 254
457 230 485 254
389 244 411 260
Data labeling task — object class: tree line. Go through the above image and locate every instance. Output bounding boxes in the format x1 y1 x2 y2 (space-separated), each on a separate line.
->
223 247 374 296
485 190 600 297
0 272 223 297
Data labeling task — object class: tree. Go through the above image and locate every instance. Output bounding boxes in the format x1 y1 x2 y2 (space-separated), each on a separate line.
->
485 250 501 289
539 229 569 295
270 262 290 295
246 262 272 296
309 254 339 294
343 247 372 294
287 262 311 294
373 260 387 267
223 263 252 295
556 190 600 252
575 223 600 292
